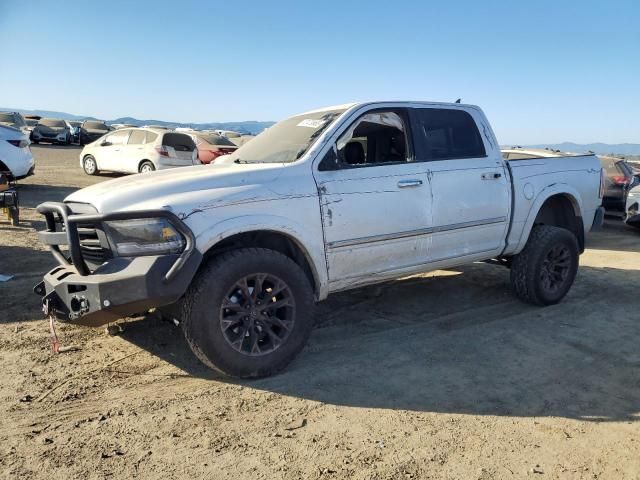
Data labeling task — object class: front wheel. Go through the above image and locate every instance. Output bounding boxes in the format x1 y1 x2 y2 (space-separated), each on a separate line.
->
510 225 579 306
82 155 99 175
181 248 315 378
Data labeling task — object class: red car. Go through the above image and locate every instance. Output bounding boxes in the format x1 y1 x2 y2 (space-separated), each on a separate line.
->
188 132 238 164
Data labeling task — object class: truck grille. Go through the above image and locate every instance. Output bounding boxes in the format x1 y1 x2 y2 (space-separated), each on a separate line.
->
77 224 109 266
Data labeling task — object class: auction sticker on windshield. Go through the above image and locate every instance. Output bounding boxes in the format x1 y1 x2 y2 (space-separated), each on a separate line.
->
297 119 326 128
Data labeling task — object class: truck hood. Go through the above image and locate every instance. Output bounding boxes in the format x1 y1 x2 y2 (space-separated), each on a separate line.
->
65 163 285 214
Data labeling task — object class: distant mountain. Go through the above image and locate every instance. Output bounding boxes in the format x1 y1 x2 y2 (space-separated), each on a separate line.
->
0 107 99 122
1 108 274 135
109 117 273 135
523 143 640 156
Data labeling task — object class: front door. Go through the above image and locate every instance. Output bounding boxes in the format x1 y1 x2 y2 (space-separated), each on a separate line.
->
410 107 510 263
314 109 432 287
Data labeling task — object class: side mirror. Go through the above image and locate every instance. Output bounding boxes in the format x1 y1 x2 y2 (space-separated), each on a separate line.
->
100 141 112 147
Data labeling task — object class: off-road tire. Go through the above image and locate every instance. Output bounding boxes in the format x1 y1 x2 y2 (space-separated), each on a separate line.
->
510 225 579 306
181 248 314 378
82 155 99 175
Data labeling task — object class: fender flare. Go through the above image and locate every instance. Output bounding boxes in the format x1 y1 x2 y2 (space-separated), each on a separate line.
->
195 214 329 299
513 183 584 254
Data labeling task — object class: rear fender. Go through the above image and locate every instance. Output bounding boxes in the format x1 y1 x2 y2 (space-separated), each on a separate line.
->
513 184 584 254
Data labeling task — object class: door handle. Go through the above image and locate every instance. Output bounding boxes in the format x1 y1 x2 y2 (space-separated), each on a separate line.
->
481 172 502 180
397 179 423 188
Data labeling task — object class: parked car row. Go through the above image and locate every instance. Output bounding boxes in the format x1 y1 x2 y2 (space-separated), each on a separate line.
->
78 126 241 176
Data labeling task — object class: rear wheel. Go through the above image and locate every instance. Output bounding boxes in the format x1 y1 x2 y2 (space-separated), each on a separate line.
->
510 225 579 305
82 155 99 175
181 248 314 378
139 161 155 173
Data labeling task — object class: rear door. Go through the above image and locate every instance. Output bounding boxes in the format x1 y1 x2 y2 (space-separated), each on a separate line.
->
122 129 147 173
410 107 510 263
161 133 197 166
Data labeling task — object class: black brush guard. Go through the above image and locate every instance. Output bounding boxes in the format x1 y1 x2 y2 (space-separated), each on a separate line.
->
34 202 201 327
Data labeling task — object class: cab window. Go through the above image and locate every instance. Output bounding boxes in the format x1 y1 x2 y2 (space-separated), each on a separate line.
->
335 111 409 168
411 108 486 160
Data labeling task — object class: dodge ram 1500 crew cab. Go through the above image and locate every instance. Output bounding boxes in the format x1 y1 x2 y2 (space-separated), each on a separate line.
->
35 101 605 378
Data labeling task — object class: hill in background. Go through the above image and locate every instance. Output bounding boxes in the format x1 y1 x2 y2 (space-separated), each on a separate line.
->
2 107 274 135
522 142 640 156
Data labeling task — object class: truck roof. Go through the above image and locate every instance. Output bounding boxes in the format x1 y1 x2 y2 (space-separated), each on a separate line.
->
299 100 479 116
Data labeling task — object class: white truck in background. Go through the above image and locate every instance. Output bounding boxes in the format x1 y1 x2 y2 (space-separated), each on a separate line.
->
35 101 605 378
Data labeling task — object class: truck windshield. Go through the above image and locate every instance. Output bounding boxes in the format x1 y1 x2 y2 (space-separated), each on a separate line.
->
226 109 346 164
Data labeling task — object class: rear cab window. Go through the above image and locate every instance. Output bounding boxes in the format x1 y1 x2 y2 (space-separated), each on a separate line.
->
410 108 486 160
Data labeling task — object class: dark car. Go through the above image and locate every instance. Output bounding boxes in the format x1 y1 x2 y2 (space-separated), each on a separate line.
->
79 121 111 145
31 118 71 145
600 156 639 213
69 121 83 144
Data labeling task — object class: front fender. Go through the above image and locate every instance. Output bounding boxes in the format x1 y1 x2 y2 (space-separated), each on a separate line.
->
512 183 584 254
195 214 329 300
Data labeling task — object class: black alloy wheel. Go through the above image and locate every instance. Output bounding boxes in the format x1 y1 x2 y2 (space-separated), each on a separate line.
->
220 273 295 356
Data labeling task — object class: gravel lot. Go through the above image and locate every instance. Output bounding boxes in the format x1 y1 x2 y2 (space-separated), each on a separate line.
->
1 145 639 479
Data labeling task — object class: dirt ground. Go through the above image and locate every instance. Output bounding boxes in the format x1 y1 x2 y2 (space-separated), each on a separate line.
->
1 145 639 479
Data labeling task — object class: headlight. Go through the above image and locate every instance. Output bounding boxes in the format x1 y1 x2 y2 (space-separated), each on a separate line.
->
104 218 186 256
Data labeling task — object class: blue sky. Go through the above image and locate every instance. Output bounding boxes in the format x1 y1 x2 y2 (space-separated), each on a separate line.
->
0 0 638 144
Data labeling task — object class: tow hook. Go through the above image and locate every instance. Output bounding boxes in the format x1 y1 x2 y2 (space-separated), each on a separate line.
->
68 296 90 320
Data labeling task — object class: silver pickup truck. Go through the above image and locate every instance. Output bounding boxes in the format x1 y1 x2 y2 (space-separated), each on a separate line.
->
35 101 605 378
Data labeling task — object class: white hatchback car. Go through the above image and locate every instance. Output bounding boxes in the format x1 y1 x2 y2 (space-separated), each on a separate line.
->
79 127 198 175
0 125 35 179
